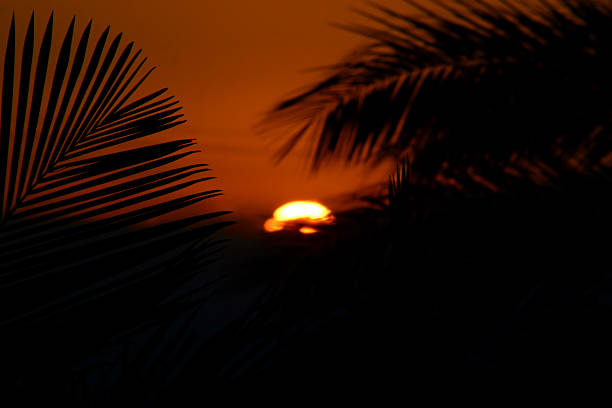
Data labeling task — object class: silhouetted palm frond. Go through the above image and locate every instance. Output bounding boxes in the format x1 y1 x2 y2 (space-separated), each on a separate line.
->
263 0 612 187
0 12 231 375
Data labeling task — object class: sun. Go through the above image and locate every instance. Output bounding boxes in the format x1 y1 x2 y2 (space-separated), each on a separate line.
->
273 201 332 222
264 201 334 234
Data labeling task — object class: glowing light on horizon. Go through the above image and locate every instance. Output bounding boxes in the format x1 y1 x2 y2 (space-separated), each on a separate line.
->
299 226 318 235
273 201 332 222
263 200 334 234
263 218 284 232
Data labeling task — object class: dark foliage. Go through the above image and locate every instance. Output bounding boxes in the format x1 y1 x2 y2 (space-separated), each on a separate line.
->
263 0 612 188
148 167 612 392
234 0 612 390
0 12 231 392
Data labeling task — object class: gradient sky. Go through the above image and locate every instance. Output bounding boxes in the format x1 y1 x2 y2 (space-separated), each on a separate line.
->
0 0 415 232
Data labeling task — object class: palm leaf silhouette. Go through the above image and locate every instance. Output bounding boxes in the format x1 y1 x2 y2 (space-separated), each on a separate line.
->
263 0 612 189
0 12 232 374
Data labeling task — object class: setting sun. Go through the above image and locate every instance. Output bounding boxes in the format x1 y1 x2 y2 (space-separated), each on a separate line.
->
264 201 334 233
273 201 332 222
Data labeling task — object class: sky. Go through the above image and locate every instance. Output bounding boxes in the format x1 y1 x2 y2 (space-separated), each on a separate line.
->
0 0 413 234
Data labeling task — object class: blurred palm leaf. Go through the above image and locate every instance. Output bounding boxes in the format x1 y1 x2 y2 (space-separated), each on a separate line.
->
263 0 612 189
0 12 232 370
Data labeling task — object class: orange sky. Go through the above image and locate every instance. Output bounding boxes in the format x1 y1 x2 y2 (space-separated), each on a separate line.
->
1 0 410 232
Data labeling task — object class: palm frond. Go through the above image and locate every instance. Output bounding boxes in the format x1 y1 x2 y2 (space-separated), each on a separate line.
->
0 12 231 372
263 0 612 186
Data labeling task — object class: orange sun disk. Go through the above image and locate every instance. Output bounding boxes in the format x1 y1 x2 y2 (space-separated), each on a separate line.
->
264 201 334 234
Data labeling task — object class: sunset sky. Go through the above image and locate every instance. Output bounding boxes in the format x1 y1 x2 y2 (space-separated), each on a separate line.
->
3 0 610 392
0 0 413 232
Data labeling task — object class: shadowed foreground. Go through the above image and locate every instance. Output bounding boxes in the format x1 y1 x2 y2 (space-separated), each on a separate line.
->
11 172 612 401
